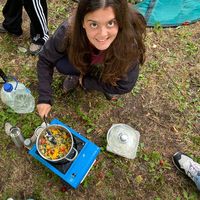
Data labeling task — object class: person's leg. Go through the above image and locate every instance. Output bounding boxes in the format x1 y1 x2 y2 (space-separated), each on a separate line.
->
56 57 80 93
1 0 23 36
55 57 80 75
23 0 49 54
172 152 200 191
56 57 123 99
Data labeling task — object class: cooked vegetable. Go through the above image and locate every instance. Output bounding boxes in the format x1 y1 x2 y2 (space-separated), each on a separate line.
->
38 127 71 160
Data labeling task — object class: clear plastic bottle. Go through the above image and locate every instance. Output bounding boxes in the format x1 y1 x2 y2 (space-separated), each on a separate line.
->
0 81 35 113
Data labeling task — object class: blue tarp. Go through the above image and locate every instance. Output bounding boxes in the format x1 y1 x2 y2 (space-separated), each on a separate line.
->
134 0 200 27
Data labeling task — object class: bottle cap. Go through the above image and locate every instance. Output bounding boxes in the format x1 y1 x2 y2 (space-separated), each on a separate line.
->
24 138 32 147
3 83 13 92
119 133 128 143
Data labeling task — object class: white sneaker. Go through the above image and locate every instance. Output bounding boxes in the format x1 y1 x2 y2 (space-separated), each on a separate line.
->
172 152 200 181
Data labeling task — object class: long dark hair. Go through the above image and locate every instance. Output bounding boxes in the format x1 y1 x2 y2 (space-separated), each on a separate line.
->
66 0 146 85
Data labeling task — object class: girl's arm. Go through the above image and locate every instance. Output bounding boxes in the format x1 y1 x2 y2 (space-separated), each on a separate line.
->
37 21 68 105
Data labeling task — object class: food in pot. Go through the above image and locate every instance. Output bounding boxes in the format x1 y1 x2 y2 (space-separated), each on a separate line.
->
38 127 71 160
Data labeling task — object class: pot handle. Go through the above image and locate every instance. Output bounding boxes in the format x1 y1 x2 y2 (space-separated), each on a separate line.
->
65 147 78 162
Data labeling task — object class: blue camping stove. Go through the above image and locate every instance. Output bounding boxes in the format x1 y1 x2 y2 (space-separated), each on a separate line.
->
29 118 100 189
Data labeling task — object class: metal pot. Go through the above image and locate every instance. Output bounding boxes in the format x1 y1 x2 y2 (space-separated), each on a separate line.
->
36 124 78 163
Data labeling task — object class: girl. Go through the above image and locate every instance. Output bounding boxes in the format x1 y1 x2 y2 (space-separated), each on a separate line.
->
37 0 146 118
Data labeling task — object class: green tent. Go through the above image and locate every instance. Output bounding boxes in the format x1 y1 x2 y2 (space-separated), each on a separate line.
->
134 0 200 27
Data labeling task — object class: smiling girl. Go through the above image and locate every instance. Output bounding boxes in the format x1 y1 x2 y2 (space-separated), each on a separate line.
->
37 0 146 118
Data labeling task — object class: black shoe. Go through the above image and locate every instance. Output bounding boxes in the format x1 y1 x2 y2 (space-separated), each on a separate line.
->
0 23 22 36
104 93 119 101
0 23 7 33
63 75 79 93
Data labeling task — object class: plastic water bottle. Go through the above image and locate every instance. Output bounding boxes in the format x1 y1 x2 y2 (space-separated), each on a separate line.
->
0 81 35 113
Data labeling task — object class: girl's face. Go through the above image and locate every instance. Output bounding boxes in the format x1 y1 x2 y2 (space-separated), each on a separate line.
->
83 6 119 51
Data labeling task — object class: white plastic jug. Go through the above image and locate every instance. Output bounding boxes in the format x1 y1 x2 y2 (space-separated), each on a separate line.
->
106 124 140 159
1 81 35 113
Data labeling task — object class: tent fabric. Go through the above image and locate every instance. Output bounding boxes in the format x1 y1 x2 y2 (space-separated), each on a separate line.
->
134 0 200 27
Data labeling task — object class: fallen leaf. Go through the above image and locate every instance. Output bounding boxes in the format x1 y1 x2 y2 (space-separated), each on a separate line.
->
18 46 27 53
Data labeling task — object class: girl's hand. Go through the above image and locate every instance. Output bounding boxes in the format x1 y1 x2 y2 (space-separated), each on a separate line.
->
37 103 51 118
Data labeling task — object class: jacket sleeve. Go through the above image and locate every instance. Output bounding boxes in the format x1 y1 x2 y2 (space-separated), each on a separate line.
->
82 62 139 94
37 21 68 105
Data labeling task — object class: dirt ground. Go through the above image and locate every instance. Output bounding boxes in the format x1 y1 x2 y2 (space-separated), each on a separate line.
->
0 0 199 200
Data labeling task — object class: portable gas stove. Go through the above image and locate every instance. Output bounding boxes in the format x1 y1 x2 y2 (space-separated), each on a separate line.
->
29 118 100 189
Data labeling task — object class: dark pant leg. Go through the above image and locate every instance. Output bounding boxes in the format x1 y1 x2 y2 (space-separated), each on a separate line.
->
23 0 49 45
55 57 80 76
2 0 23 35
